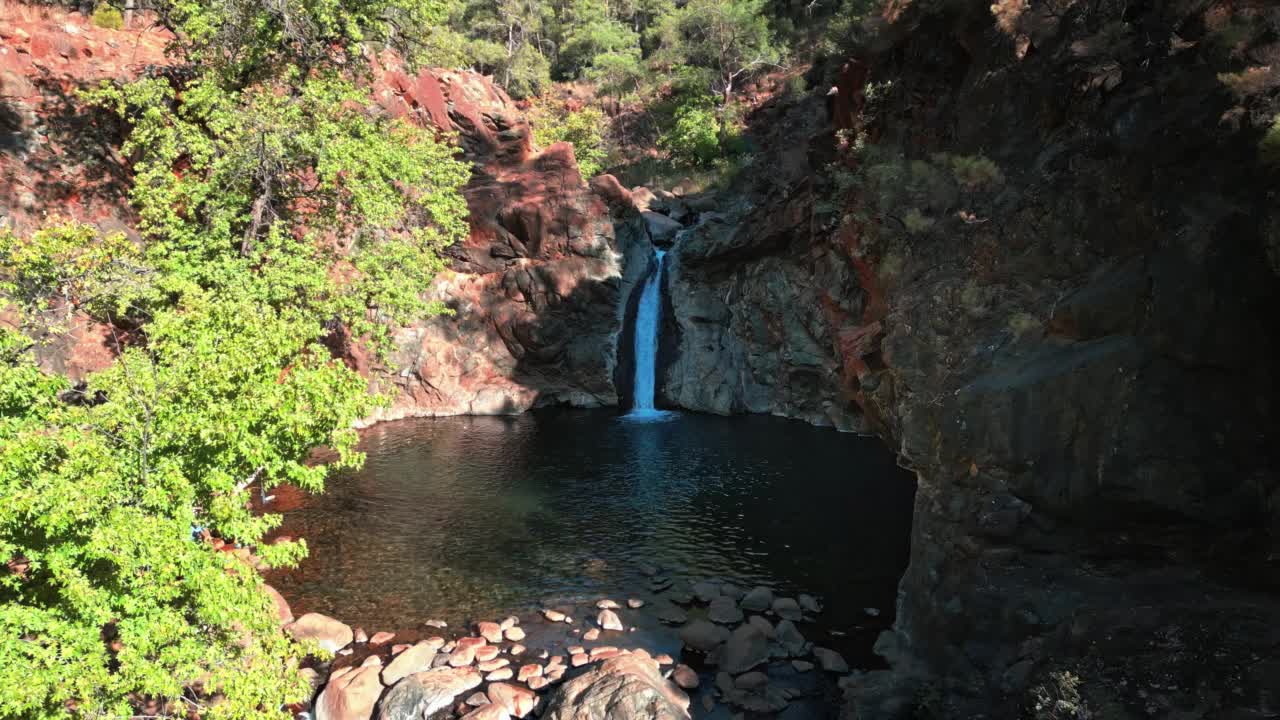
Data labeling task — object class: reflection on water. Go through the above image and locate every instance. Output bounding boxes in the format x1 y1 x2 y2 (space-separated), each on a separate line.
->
265 409 915 648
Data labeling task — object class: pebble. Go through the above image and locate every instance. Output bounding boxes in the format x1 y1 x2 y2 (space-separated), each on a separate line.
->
509 644 526 655
720 583 746 601
517 664 543 681
583 629 600 641
369 631 395 646
791 660 814 673
485 668 513 681
353 627 368 644
425 619 448 628
500 616 519 630
527 676 550 690
597 609 624 632
476 621 503 643
672 664 700 689
627 598 644 609
478 658 510 672
504 626 526 642
596 599 620 609
863 607 881 617
570 653 589 667
568 645 584 654
475 645 500 662
542 609 566 623
799 594 822 614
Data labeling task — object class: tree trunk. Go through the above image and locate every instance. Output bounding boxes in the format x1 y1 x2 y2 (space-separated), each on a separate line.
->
124 0 136 28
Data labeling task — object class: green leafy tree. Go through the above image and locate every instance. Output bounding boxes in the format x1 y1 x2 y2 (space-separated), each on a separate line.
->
531 100 610 177
0 0 471 717
653 0 779 101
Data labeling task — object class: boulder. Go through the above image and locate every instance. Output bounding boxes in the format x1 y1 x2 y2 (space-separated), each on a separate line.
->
721 624 769 674
286 613 353 653
596 609 624 631
642 211 684 244
774 619 807 656
771 597 803 621
377 668 482 720
541 652 691 720
382 640 439 685
679 620 729 653
316 664 384 720
740 586 773 613
707 596 744 624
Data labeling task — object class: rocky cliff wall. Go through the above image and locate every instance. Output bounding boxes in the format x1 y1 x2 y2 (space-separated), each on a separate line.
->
824 2 1280 717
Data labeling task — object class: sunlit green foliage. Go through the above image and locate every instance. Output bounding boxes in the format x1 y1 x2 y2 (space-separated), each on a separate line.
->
531 100 610 178
91 3 123 29
0 0 472 717
652 0 779 100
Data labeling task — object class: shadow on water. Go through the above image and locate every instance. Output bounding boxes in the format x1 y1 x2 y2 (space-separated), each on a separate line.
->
264 408 916 666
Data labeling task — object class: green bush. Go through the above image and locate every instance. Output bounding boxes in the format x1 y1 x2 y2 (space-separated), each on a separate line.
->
91 4 124 30
660 102 722 166
531 100 610 178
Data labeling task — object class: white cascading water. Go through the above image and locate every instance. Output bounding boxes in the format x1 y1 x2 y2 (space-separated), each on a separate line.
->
630 249 666 413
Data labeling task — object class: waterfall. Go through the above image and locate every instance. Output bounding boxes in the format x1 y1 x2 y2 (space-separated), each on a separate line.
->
631 249 666 413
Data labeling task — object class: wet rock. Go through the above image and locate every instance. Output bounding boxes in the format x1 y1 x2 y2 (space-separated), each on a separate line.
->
450 637 487 667
642 211 684 244
528 676 551 690
721 624 770 675
377 668 482 720
740 587 773 612
571 652 590 667
596 609 624 631
425 619 448 629
369 631 396 646
487 682 538 718
666 589 694 605
475 645 501 663
517 664 543 682
812 647 848 673
477 622 503 643
627 598 644 608
672 664 700 689
542 652 690 720
708 596 744 624
504 626 526 642
693 581 721 603
583 629 600 641
543 609 567 623
791 660 814 673
353 628 369 644
798 595 821 614
734 672 767 690
460 703 509 720
486 668 514 681
509 644 526 656
501 616 519 630
771 598 802 621
479 658 510 672
774 620 806 656
746 615 775 639
719 583 746 601
589 646 619 658
679 620 730 653
316 664 384 720
655 604 688 625
383 640 440 685
286 613 353 654
596 599 620 609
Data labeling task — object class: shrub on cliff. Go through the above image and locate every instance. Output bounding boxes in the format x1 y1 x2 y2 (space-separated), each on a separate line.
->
0 1 471 718
91 4 124 30
531 99 610 178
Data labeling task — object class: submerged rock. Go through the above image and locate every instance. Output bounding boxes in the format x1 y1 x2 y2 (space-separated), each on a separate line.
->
740 586 773 612
771 598 803 621
812 647 849 673
672 664 700 689
708 596 744 624
679 619 730 653
774 620 806 657
542 652 690 720
721 624 770 675
597 609 624 632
